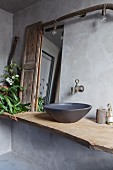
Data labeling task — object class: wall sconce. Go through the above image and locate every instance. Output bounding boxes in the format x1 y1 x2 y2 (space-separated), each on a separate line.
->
101 4 107 23
52 20 57 35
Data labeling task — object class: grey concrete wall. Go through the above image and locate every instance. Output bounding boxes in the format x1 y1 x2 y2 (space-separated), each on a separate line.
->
60 1 113 117
0 119 12 155
11 121 113 170
0 9 13 80
1 1 113 169
13 0 113 118
13 0 99 64
0 118 113 169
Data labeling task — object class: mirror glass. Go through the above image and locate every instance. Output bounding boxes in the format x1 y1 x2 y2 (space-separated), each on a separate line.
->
39 26 64 105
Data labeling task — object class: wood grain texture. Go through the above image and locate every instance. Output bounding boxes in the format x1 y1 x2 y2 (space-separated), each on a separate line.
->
43 3 113 28
20 22 43 111
7 36 19 66
2 112 113 154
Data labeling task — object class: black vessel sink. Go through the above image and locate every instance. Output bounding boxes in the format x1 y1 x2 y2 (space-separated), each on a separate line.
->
44 103 92 123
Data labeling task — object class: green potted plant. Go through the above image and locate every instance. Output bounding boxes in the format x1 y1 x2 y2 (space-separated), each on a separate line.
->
0 62 30 115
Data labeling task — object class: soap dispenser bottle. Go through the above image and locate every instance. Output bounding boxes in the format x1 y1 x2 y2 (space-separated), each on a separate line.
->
107 103 113 125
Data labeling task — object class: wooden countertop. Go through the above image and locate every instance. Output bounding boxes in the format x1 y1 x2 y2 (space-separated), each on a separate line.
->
1 112 113 154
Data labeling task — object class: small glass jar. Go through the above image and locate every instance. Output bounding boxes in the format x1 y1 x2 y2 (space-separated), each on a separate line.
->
106 116 113 125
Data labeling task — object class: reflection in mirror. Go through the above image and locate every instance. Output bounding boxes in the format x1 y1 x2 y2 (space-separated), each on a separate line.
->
39 26 64 105
40 51 54 104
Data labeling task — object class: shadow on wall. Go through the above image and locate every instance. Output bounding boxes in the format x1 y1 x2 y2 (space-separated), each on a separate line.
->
65 13 113 34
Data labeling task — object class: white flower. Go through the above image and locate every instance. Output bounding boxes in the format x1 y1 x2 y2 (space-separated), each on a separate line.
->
12 76 15 79
6 77 10 82
6 77 14 86
6 77 12 84
15 75 19 78
9 80 14 86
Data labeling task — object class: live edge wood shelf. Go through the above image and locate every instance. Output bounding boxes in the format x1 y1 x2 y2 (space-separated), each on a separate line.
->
1 112 113 154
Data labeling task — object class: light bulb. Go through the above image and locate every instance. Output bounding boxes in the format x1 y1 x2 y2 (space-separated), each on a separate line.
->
52 19 57 35
101 4 107 23
52 29 57 35
101 15 107 23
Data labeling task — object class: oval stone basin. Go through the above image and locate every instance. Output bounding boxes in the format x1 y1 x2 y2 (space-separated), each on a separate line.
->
44 103 92 123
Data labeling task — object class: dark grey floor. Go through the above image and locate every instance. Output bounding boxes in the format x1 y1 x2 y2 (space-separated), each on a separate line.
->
0 152 39 170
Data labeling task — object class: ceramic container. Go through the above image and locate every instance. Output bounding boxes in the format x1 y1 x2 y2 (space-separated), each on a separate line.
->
96 109 107 124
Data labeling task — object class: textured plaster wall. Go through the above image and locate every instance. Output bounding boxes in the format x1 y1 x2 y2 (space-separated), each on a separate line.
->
11 121 113 170
60 1 113 118
0 1 113 169
0 9 13 79
0 1 111 169
13 0 99 64
0 119 12 155
13 0 113 117
1 118 113 169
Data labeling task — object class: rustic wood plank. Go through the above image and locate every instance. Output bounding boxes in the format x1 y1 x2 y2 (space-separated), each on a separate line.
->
43 3 113 28
7 36 19 66
20 21 43 111
2 112 113 154
33 29 43 111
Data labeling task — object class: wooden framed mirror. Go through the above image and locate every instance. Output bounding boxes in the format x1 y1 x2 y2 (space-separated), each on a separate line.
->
20 21 63 112
40 25 63 105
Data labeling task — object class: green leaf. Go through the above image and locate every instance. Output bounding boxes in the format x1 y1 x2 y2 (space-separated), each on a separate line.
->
0 62 31 115
0 109 4 114
4 96 13 114
9 90 19 102
0 94 4 101
38 97 44 112
6 96 17 105
14 101 21 107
